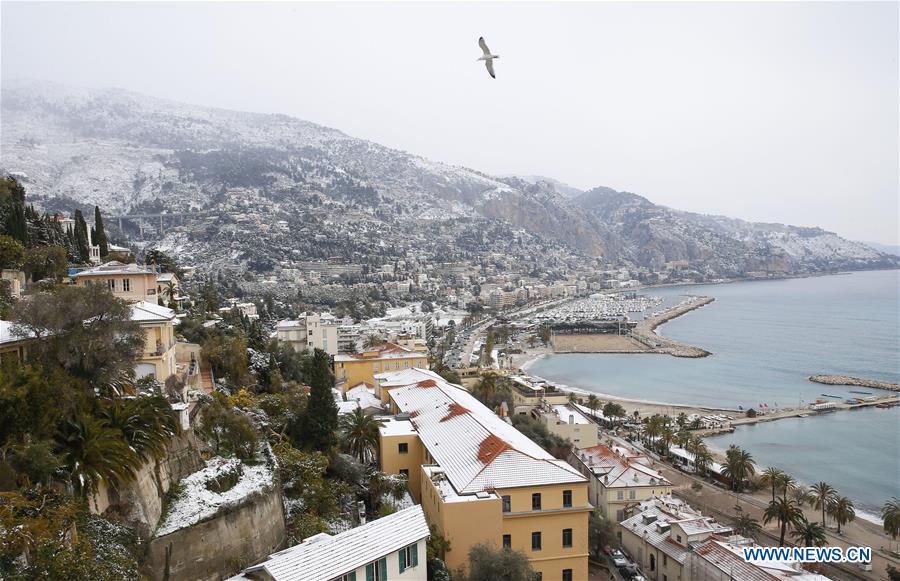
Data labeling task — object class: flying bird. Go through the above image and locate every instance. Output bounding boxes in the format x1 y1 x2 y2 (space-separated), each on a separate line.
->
477 36 499 79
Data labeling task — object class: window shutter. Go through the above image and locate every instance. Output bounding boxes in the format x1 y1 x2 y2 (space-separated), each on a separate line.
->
399 547 407 573
379 557 388 581
366 563 374 581
411 543 419 567
349 573 357 581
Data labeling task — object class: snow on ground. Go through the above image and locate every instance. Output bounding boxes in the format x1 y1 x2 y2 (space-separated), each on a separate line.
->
155 457 274 537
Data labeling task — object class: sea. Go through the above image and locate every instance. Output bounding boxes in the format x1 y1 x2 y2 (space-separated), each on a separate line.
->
527 269 900 518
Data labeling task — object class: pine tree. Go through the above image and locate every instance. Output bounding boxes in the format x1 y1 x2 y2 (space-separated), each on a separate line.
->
291 349 338 452
94 206 109 257
73 209 90 263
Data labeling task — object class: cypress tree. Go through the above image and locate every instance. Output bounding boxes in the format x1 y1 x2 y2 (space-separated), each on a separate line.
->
291 348 338 452
73 209 90 263
94 206 109 257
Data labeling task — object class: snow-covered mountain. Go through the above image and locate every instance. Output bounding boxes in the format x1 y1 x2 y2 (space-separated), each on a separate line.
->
1 79 895 276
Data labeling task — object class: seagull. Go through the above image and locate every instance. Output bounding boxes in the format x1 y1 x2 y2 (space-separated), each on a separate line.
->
477 36 499 79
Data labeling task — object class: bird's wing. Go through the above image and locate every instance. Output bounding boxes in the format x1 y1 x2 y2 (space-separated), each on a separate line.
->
479 36 491 56
485 59 496 79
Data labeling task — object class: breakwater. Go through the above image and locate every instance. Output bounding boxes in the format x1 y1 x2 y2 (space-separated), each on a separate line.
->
631 296 715 357
809 374 900 393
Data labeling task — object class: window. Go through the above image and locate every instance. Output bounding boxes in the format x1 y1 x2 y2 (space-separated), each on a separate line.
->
562 570 573 581
502 495 511 512
562 528 572 548
373 362 380 371
531 493 541 510
107 279 116 291
531 531 541 551
663 555 668 567
534 574 542 581
398 443 408 454
629 490 636 500
398 543 419 573
122 278 130 292
502 534 511 549
617 491 624 500
399 469 409 477
650 554 656 571
365 558 388 581
676 535 682 544
563 489 572 508
340 574 357 581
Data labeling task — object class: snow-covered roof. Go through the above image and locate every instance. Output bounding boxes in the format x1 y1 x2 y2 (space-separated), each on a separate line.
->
549 404 592 425
156 272 178 283
335 342 423 362
572 444 670 489
131 301 175 323
0 320 31 346
620 498 732 564
73 261 155 277
693 539 831 580
238 505 429 581
380 368 586 494
347 383 383 410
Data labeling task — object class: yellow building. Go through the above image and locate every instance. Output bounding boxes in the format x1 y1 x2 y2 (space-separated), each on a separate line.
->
533 402 600 449
334 343 429 394
378 369 592 581
131 301 178 381
567 443 672 522
73 261 160 303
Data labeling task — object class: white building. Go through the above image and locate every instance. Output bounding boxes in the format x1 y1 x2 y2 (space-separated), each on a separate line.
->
276 313 338 356
233 505 429 581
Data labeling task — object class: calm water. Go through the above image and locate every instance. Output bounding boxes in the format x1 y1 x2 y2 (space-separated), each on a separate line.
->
529 270 900 514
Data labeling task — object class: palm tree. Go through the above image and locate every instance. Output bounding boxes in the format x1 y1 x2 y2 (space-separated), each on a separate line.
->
775 473 796 500
55 411 141 496
763 497 805 546
586 394 599 416
829 496 856 534
675 429 692 449
760 467 785 502
811 482 836 526
100 394 179 461
676 412 688 430
732 514 762 540
340 408 384 464
792 518 828 547
881 497 900 550
659 426 675 457
792 485 812 508
602 402 625 423
722 445 756 492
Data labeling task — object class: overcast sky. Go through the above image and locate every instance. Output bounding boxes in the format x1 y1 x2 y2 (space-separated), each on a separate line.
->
2 1 898 244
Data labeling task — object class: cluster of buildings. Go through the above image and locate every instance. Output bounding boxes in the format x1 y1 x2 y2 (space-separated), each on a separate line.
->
1 260 205 404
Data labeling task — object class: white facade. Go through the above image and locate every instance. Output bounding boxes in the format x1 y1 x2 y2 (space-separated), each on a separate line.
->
276 312 339 356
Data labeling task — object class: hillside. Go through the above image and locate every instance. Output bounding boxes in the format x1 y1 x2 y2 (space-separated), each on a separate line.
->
1 79 895 278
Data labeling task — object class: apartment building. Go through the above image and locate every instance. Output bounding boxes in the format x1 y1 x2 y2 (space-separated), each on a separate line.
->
568 444 672 521
532 402 599 449
73 261 159 303
131 301 178 381
334 343 429 392
378 368 591 581
619 497 732 581
275 313 338 356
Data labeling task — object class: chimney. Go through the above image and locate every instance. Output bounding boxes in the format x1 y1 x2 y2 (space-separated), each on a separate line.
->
568 414 575 425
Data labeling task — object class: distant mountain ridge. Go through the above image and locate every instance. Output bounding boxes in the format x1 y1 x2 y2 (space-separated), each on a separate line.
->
1 79 896 276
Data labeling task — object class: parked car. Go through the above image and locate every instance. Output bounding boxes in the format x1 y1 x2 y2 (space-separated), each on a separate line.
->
611 550 629 568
